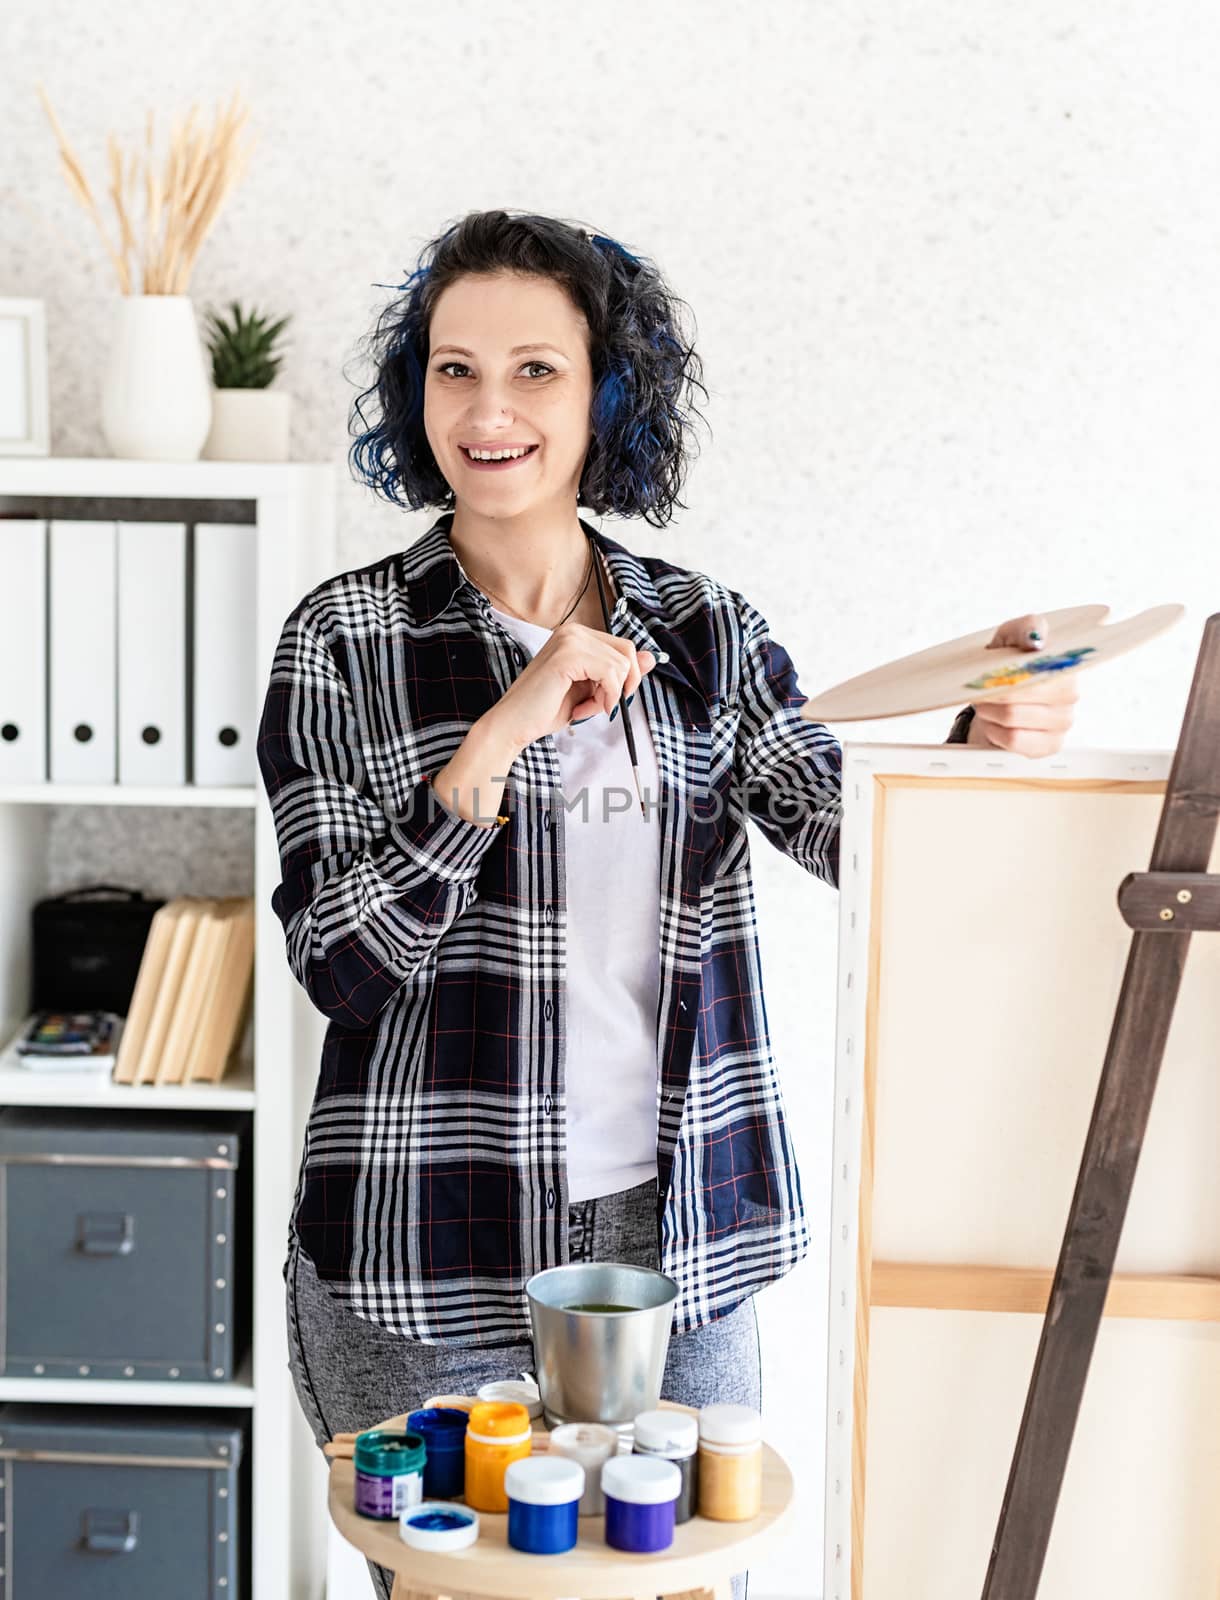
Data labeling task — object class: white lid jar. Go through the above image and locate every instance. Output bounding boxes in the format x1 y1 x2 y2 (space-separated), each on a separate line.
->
549 1422 619 1516
477 1378 544 1419
601 1454 682 1505
634 1408 698 1459
698 1403 762 1453
504 1456 586 1505
697 1403 763 1522
601 1455 683 1553
504 1455 585 1556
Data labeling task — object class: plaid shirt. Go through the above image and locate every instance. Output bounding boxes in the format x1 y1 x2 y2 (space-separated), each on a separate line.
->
259 510 968 1345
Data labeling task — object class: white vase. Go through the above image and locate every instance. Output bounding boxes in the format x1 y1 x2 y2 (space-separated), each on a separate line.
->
202 387 293 461
100 294 213 460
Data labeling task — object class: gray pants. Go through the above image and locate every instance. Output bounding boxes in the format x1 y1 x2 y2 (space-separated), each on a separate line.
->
285 1177 760 1599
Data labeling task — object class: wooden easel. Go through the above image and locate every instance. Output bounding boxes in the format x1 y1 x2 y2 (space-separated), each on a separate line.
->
980 612 1220 1598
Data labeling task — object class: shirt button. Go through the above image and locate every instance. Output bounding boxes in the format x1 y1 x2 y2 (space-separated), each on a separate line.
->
546 1188 555 1209
544 999 553 1021
543 810 551 831
544 1094 553 1115
544 904 554 924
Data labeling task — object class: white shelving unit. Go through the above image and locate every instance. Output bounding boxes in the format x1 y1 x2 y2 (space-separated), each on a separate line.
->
0 457 337 1600
0 1353 256 1407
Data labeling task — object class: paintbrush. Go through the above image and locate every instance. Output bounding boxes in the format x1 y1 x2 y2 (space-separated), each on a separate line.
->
324 1409 554 1460
588 537 646 819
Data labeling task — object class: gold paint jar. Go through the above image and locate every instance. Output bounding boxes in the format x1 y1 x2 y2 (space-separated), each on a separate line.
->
696 1402 763 1521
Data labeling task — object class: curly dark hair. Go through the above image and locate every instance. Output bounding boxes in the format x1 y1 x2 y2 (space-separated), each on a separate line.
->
346 209 711 528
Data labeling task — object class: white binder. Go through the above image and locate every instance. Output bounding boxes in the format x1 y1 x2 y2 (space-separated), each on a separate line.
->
0 518 48 783
193 522 257 786
117 521 187 785
49 520 117 784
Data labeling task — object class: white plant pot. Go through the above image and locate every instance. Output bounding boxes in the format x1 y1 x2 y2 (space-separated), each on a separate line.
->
100 294 213 460
202 387 292 462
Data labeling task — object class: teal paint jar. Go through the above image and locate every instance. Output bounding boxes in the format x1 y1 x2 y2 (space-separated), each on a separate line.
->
354 1429 426 1518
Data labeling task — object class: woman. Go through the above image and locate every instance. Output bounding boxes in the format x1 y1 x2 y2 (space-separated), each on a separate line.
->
258 210 1078 1598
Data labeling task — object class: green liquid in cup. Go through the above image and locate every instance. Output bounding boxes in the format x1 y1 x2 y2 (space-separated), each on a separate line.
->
564 1301 638 1313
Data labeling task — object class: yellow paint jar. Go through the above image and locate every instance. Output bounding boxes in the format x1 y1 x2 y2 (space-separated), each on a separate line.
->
697 1403 763 1521
463 1401 533 1512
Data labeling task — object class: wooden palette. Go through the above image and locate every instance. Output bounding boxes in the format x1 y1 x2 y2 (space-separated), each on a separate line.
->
799 603 1184 723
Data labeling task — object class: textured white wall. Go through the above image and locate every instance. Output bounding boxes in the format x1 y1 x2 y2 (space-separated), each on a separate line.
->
6 3 1219 1593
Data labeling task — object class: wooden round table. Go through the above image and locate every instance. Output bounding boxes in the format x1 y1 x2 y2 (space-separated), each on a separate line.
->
327 1405 796 1600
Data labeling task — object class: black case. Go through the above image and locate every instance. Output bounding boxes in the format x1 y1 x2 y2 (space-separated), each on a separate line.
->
30 884 165 1013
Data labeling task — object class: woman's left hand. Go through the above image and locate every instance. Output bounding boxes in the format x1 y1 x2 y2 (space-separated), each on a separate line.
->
963 612 1080 756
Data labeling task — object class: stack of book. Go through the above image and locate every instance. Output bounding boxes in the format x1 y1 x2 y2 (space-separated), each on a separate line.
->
113 895 255 1086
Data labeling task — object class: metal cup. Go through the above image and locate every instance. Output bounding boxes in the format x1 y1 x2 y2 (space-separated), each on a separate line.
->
525 1261 678 1427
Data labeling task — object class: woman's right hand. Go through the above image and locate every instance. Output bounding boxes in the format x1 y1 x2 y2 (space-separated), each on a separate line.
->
485 621 657 753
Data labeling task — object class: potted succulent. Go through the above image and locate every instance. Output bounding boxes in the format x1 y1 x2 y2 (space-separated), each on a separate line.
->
200 300 293 461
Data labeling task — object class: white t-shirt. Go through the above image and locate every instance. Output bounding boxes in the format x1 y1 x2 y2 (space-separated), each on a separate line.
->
488 604 662 1203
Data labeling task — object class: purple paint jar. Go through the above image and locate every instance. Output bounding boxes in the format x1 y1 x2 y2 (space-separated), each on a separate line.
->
601 1454 682 1553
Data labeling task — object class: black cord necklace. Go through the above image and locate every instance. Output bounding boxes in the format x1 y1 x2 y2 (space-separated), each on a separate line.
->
554 545 596 627
478 543 595 630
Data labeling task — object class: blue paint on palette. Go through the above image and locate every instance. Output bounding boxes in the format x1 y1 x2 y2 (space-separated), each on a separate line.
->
965 645 1096 692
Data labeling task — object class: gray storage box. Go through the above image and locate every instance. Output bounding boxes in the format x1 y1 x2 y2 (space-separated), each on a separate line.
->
0 1404 246 1598
0 1109 250 1382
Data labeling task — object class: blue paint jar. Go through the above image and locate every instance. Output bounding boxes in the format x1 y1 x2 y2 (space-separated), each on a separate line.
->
407 1407 470 1499
353 1430 426 1519
601 1454 682 1553
399 1500 479 1552
504 1455 586 1554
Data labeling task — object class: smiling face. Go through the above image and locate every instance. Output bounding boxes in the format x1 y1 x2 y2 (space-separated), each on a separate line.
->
423 271 595 520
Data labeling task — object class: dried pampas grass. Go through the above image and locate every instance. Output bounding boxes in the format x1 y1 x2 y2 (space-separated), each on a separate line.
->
35 84 257 295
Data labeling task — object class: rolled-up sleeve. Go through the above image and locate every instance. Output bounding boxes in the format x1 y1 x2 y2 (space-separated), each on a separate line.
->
732 591 843 890
256 600 507 1027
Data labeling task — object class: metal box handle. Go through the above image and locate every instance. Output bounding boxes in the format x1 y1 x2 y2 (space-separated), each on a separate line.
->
75 1211 136 1256
81 1508 139 1553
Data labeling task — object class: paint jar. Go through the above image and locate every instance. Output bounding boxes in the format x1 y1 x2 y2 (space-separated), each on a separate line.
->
407 1407 469 1499
477 1377 544 1421
697 1403 763 1521
353 1429 426 1519
601 1454 682 1553
633 1408 698 1522
422 1393 476 1413
399 1501 479 1552
505 1455 586 1554
463 1400 533 1513
548 1422 619 1516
